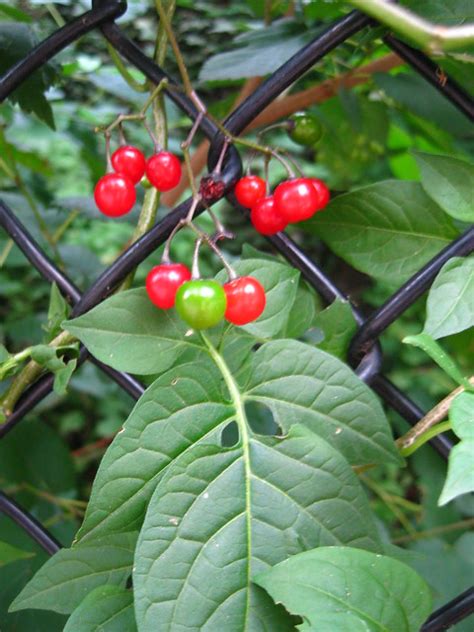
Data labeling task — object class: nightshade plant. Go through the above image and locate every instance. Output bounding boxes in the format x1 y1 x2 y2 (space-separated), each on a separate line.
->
0 1 473 631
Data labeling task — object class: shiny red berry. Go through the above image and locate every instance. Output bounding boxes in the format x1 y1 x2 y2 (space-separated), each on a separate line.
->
224 276 266 326
234 175 266 208
146 263 191 309
111 145 146 184
310 178 330 210
274 177 319 223
145 152 181 192
94 173 136 217
250 196 287 235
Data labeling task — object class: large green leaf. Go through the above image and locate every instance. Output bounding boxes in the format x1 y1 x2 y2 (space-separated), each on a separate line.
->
76 338 398 544
64 585 136 632
424 256 474 339
415 153 474 223
216 257 300 338
133 425 381 630
255 546 432 632
307 181 458 285
245 340 400 466
10 533 136 615
64 289 202 375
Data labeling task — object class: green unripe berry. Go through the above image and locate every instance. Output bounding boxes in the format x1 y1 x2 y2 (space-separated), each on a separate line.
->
175 280 226 330
288 112 323 146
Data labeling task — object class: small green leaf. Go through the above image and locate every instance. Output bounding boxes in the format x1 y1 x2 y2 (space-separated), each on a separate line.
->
313 298 358 359
64 289 203 375
255 546 432 632
64 585 136 632
403 333 471 389
0 542 34 567
0 344 10 363
307 180 459 284
53 358 77 396
45 284 70 340
438 440 474 506
9 533 137 615
415 152 474 223
133 426 381 630
424 256 474 339
450 392 474 440
216 257 300 338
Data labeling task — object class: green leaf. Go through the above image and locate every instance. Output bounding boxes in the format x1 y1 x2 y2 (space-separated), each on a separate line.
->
313 299 358 359
0 541 34 567
415 152 474 223
438 440 474 506
281 281 318 338
46 283 70 340
450 391 474 439
53 358 77 396
216 257 300 338
424 256 474 339
0 344 10 363
64 585 136 632
199 21 321 80
404 333 471 388
307 181 458 285
255 546 432 632
76 338 398 544
0 23 56 128
133 425 381 630
64 289 203 375
9 533 136 615
245 340 401 466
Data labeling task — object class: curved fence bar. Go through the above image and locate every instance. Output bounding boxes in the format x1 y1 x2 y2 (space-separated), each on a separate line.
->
421 587 474 631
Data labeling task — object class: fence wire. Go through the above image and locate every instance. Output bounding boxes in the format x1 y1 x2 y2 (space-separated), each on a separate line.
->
1 1 473 629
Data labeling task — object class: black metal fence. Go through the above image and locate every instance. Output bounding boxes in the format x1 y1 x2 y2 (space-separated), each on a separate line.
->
1 1 473 629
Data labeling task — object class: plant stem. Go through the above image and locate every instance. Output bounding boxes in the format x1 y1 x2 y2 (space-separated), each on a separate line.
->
348 0 474 54
0 239 14 267
401 421 452 457
0 330 74 419
107 43 148 92
361 474 417 536
397 376 474 454
393 518 474 544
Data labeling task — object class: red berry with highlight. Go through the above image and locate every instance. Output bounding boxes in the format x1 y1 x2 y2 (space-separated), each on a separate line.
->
111 145 146 184
224 276 266 326
235 175 266 208
310 178 330 210
146 263 191 309
94 173 136 217
146 152 181 191
274 177 319 223
250 196 287 235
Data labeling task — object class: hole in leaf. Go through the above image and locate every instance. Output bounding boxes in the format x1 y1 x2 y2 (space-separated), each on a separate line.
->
245 401 280 436
221 421 239 447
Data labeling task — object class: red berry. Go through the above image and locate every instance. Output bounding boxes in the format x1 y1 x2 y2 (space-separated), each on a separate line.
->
274 177 319 223
146 263 191 309
94 173 136 217
145 152 181 192
234 175 266 208
310 178 330 210
111 145 146 184
250 196 287 235
224 276 266 326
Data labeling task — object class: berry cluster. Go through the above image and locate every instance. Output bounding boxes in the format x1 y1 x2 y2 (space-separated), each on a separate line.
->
234 175 329 235
94 145 182 217
146 264 266 330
